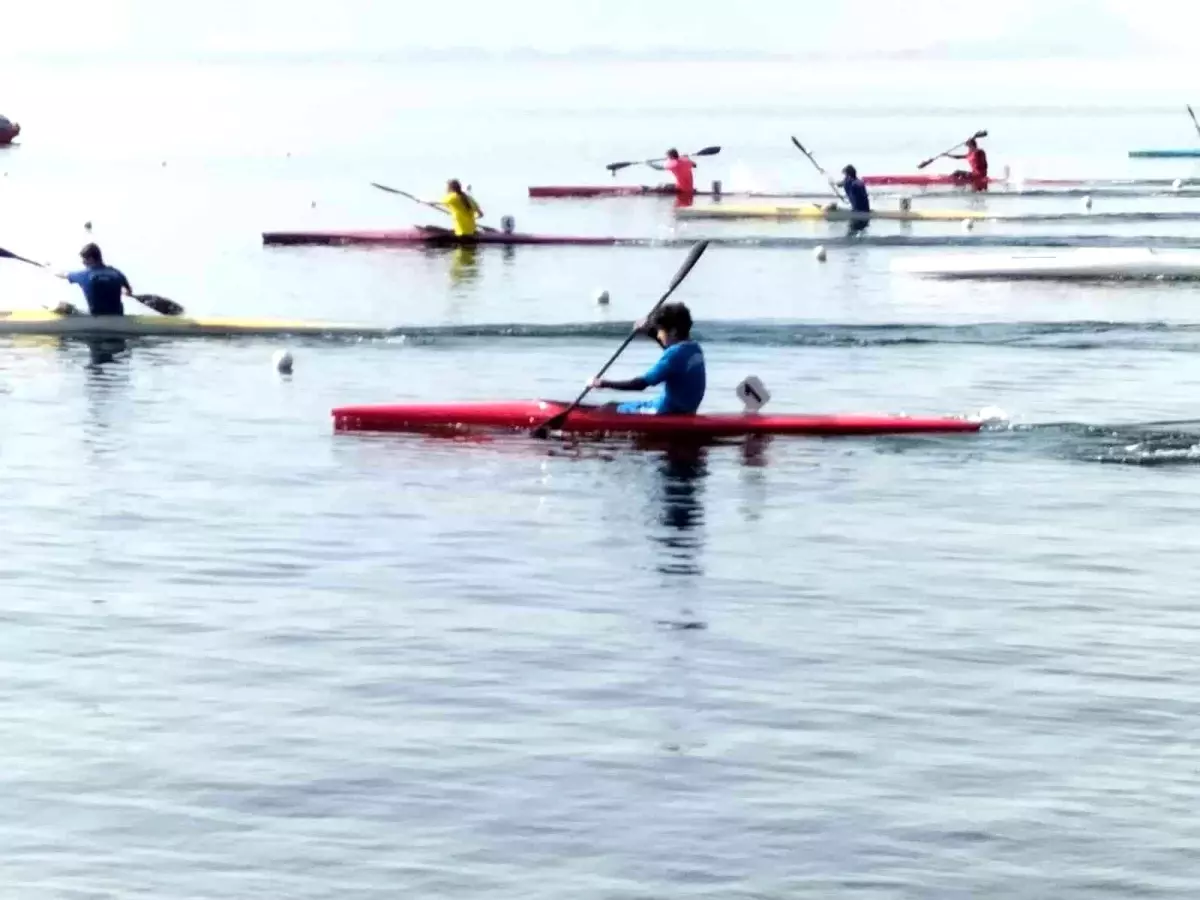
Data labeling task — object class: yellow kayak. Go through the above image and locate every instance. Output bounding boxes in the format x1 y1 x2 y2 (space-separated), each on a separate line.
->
675 204 988 222
0 310 387 337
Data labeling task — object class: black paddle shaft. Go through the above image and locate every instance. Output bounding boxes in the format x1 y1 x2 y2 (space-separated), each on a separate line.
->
606 146 721 175
918 130 988 169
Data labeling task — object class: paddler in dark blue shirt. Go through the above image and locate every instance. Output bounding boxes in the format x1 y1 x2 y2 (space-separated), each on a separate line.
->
838 165 870 212
590 302 706 415
55 243 132 316
837 164 871 233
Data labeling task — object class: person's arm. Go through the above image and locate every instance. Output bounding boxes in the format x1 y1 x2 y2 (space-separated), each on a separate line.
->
592 375 650 391
121 272 133 295
591 341 675 391
647 160 666 171
946 152 967 160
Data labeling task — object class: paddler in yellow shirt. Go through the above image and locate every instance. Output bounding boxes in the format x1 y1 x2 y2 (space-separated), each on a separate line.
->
438 179 483 237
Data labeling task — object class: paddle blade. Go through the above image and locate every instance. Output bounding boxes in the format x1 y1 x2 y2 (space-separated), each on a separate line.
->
695 146 721 157
661 238 711 296
973 129 988 139
135 294 184 316
605 160 635 173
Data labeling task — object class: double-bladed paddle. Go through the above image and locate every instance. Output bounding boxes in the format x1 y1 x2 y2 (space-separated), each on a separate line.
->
0 246 183 316
790 136 846 203
605 146 721 175
531 240 710 439
917 129 988 169
370 182 497 233
1187 105 1200 141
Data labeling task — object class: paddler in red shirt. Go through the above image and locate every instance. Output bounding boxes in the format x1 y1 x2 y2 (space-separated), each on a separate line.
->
947 138 989 191
648 148 696 199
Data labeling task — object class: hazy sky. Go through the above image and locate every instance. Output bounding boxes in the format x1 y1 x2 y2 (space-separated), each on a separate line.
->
6 0 1199 56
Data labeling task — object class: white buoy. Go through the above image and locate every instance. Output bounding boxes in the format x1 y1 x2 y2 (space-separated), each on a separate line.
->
273 349 294 375
1082 195 1093 210
961 219 974 231
814 245 827 262
595 289 610 306
1174 179 1184 191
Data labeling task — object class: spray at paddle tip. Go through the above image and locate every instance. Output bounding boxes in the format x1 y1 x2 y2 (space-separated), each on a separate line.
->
967 405 1010 427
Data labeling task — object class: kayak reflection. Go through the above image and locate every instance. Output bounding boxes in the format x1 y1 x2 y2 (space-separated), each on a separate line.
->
84 337 129 367
448 245 478 286
641 437 770 581
649 444 708 578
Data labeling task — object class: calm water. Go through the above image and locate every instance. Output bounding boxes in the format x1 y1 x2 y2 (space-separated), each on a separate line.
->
4 50 1200 898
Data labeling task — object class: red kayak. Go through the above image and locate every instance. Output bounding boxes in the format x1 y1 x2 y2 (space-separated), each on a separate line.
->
863 174 1001 187
262 228 622 247
861 174 1095 187
331 400 981 437
530 185 689 198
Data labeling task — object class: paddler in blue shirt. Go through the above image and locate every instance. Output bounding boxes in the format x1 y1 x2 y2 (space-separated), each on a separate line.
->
590 302 706 414
54 243 133 316
837 164 871 233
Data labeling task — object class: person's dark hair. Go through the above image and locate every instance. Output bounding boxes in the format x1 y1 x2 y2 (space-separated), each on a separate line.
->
666 148 680 160
649 302 692 337
447 178 463 193
80 243 103 265
842 164 857 178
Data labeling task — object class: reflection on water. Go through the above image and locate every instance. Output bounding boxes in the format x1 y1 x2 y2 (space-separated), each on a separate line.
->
80 341 131 462
447 246 480 288
83 337 129 368
648 443 708 579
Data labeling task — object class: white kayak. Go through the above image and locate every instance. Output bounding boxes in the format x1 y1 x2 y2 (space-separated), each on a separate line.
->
890 248 1200 280
0 309 387 337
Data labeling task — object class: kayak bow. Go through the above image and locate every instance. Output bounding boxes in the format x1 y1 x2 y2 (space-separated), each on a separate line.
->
1128 149 1200 158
